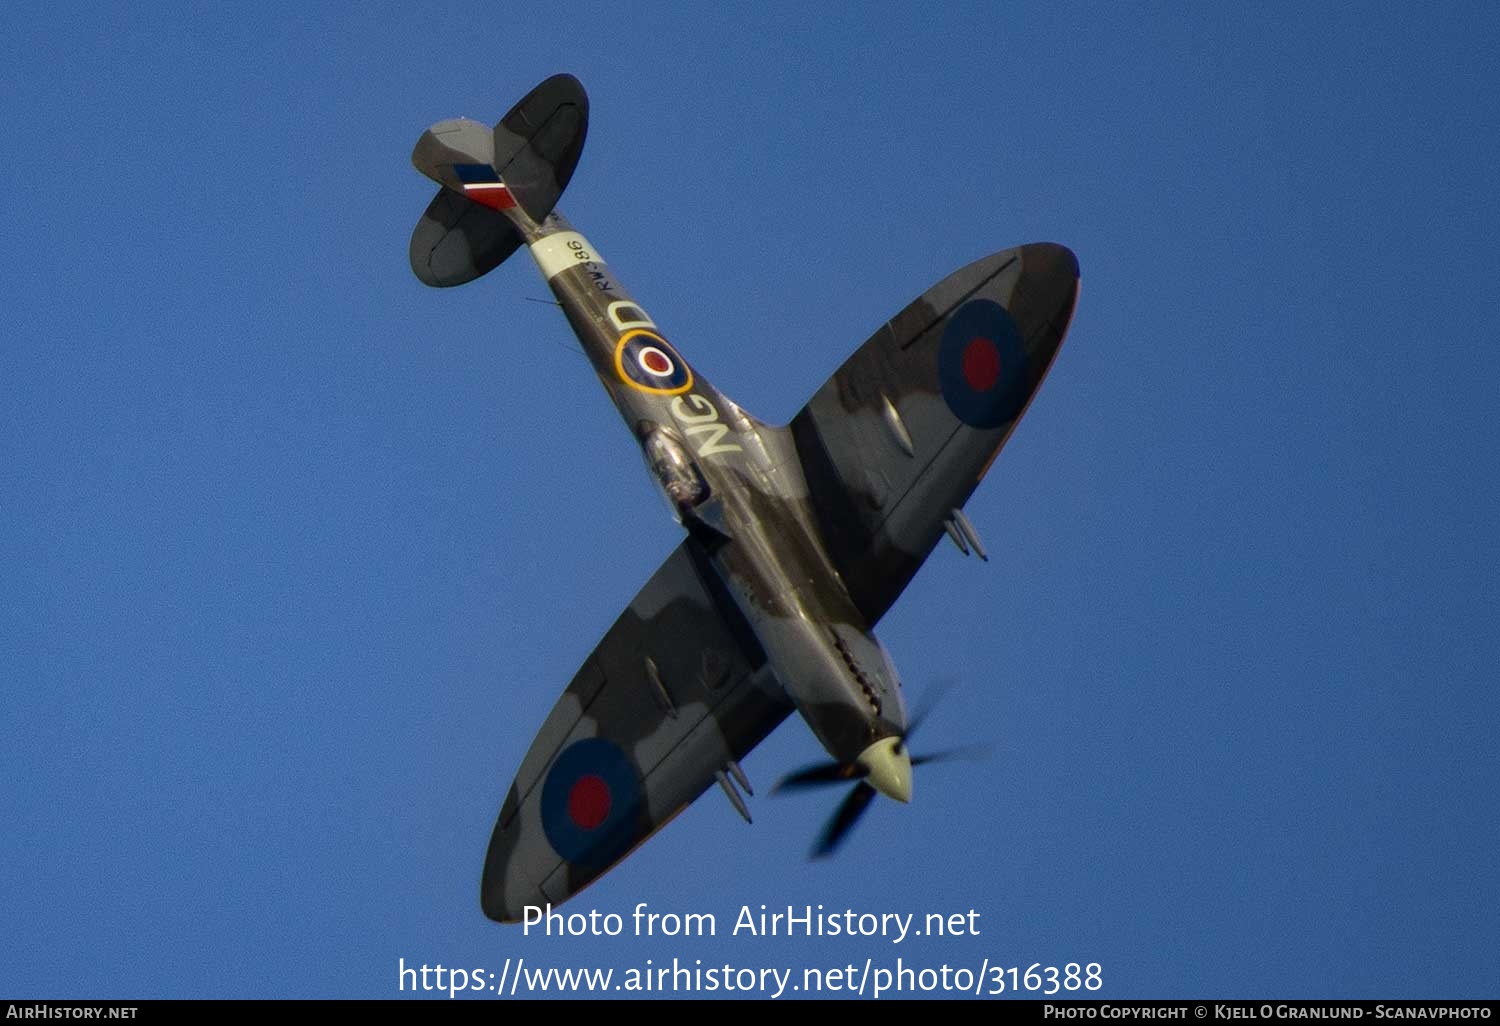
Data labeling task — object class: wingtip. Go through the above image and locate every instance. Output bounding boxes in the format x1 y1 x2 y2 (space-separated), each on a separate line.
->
1023 241 1080 281
480 868 547 925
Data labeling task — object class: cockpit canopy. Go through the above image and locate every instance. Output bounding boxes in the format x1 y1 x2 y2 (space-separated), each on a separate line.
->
641 428 709 511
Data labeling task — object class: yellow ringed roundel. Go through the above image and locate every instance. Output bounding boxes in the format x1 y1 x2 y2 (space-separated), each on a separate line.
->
613 329 693 396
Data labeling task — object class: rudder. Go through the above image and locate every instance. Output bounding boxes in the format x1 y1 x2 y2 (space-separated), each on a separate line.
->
409 74 588 287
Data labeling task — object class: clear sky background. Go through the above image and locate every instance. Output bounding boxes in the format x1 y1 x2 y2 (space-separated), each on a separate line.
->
4 2 1497 1000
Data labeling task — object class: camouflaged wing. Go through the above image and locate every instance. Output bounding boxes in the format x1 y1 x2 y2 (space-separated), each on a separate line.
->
790 243 1079 625
481 540 793 922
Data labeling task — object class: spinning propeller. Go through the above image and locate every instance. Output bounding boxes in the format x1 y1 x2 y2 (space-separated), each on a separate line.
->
771 685 987 857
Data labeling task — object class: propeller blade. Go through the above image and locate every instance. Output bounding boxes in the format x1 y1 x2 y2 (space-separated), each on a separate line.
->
811 782 878 858
910 743 992 768
903 678 958 743
784 682 985 856
772 762 863 794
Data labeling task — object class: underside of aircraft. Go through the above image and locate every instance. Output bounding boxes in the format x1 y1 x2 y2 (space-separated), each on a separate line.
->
406 74 1080 922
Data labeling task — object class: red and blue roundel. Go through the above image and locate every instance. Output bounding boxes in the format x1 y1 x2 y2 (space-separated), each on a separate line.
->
540 737 643 869
614 329 693 396
938 299 1028 430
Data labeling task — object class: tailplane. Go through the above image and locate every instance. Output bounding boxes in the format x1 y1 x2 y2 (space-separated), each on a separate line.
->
409 74 588 287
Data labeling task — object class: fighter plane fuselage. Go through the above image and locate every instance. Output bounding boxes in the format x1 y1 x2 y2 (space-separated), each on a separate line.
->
407 74 1080 919
519 209 912 796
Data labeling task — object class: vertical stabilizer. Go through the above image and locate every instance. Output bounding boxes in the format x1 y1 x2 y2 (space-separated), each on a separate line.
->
408 74 588 287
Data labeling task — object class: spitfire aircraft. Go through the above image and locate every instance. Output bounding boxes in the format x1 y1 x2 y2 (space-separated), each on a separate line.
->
407 75 1080 923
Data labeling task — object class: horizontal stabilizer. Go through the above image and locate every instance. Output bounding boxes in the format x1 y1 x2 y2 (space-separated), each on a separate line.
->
409 74 588 287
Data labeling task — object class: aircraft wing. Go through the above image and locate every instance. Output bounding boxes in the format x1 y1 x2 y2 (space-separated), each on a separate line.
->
481 540 793 922
790 243 1080 625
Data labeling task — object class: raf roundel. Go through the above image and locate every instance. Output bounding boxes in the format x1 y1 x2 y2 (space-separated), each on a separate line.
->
937 298 1029 430
615 329 693 396
539 737 643 869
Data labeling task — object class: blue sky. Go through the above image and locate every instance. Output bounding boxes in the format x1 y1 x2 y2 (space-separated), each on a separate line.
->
4 2 1497 1000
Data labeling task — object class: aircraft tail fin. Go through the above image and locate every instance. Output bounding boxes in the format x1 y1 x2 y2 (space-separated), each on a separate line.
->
409 74 588 288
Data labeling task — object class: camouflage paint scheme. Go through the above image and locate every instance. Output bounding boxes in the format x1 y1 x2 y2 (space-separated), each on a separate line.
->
408 76 1080 922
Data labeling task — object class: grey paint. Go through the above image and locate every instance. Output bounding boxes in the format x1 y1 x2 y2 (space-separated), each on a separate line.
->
406 76 1080 922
